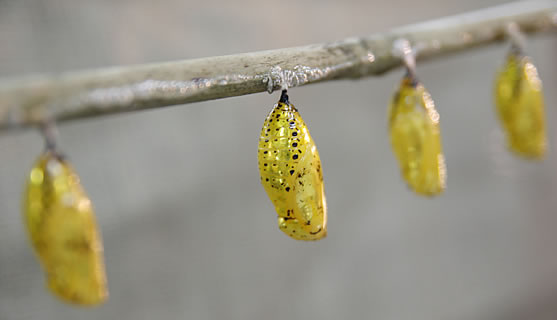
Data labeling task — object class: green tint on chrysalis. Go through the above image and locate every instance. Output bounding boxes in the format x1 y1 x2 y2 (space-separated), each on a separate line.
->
494 51 546 159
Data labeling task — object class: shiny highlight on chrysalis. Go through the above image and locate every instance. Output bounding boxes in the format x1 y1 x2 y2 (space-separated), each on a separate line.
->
258 90 327 240
388 75 446 196
494 51 546 159
23 150 108 305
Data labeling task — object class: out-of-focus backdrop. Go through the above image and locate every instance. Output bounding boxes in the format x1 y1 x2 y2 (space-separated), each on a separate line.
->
1 0 557 319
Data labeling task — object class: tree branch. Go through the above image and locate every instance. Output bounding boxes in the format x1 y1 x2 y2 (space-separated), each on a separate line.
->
0 0 556 131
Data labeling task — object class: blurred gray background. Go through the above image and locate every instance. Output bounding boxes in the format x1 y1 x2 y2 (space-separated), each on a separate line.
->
1 0 557 319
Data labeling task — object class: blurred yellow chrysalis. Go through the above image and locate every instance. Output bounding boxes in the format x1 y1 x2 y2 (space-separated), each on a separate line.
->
23 150 108 305
258 90 327 240
389 75 446 196
494 51 546 159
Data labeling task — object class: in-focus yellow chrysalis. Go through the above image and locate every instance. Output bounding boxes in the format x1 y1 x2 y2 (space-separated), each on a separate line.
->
495 51 546 159
23 151 108 305
258 90 327 240
389 75 446 196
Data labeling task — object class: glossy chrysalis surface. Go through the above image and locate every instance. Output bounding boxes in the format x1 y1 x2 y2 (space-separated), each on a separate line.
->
495 52 546 159
23 151 108 305
258 90 327 240
389 75 446 196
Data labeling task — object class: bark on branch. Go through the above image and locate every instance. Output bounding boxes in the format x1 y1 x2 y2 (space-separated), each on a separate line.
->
0 0 556 131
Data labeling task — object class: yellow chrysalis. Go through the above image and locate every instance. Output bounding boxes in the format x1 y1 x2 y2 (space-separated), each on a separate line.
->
495 51 546 159
389 75 446 196
23 151 108 305
258 90 327 240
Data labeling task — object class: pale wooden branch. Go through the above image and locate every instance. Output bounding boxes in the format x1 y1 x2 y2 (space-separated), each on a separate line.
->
0 0 556 131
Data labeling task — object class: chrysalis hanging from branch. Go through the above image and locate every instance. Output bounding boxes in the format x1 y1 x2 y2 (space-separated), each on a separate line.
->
494 23 547 159
23 123 108 305
258 89 327 240
388 39 447 196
